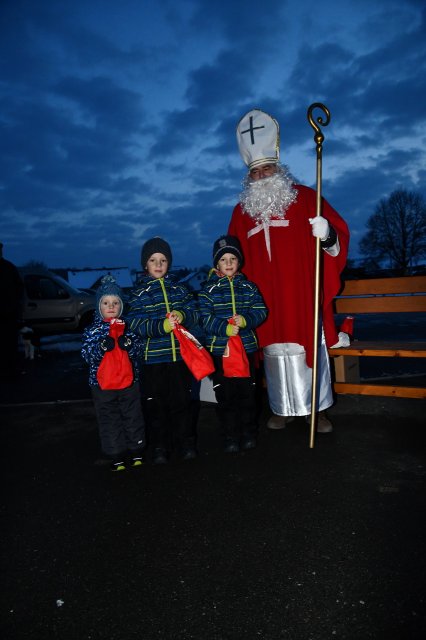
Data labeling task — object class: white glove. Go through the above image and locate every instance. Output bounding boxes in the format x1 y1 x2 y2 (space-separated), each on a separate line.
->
309 216 329 240
330 332 351 348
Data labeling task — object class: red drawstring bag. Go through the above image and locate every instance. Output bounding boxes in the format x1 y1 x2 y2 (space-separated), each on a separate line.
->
340 315 354 339
223 318 250 378
172 324 215 381
97 319 134 390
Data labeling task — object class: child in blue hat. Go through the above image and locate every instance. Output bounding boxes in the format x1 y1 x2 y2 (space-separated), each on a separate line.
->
81 275 145 471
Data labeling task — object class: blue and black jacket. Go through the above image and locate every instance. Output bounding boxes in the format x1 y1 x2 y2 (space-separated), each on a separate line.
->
127 273 198 364
81 313 143 387
198 270 268 356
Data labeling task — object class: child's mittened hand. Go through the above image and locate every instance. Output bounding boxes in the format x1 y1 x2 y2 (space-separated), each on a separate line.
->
170 311 183 324
309 216 329 240
163 318 173 332
117 335 132 351
233 314 246 328
226 323 239 336
167 315 177 329
100 336 115 352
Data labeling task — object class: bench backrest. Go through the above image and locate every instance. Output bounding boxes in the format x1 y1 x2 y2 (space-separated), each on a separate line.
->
334 275 426 314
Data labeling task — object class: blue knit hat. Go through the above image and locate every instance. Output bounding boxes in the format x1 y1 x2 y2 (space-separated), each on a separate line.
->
96 275 123 317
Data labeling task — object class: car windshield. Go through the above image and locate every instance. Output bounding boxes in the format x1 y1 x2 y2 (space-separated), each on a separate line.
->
52 274 84 295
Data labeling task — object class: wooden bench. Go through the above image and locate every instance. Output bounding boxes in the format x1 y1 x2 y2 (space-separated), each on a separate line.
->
328 275 426 399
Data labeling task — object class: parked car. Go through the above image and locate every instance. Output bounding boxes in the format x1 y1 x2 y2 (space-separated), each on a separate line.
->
19 268 96 336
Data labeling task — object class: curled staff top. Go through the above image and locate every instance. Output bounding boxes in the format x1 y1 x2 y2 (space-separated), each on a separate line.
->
307 103 330 151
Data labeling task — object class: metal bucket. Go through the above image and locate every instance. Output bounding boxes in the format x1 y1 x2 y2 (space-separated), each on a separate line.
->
263 341 333 416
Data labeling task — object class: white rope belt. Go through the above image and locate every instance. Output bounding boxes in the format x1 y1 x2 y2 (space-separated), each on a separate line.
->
247 220 289 260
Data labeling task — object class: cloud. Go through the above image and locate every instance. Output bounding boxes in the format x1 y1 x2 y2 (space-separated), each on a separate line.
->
189 0 288 44
1 0 425 271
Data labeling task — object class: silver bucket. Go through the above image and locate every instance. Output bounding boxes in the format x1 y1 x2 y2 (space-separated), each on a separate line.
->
263 341 333 416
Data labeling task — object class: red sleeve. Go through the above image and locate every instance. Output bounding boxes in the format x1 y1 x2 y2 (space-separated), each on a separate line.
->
321 196 350 349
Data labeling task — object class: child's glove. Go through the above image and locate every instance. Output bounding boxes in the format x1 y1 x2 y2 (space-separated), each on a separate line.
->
170 310 183 324
232 314 246 328
100 336 115 352
164 311 182 332
117 335 132 351
163 317 173 332
226 317 239 336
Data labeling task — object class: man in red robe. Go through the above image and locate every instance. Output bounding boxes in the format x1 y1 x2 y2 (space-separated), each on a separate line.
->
228 109 350 432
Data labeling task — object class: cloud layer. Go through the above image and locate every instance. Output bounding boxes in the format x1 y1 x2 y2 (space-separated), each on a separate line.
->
1 0 425 269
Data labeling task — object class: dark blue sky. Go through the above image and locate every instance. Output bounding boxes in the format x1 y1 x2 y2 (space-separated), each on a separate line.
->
1 0 425 270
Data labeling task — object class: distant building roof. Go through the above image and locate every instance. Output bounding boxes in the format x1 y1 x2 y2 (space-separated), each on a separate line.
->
68 268 134 290
180 269 209 291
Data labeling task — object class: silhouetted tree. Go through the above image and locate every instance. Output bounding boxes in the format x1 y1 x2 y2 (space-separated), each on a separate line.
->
22 260 49 272
359 189 426 274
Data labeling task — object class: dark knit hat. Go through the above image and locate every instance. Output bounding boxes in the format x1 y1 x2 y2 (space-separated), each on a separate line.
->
141 237 172 269
213 235 243 266
96 275 123 317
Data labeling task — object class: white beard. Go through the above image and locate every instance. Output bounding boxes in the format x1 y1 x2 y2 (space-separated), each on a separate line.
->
239 165 298 224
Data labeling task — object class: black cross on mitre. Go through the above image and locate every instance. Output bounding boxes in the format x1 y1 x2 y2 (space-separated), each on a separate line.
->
240 115 265 145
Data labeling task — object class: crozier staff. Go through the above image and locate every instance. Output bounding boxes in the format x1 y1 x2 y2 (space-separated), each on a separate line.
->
228 109 350 433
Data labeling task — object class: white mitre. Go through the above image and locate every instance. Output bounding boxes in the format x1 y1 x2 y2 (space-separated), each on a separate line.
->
236 109 280 169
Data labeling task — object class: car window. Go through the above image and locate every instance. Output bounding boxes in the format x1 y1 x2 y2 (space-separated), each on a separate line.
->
25 275 70 300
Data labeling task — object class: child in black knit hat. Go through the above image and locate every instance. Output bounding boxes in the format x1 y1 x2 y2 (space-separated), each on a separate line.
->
81 275 145 471
127 237 199 464
199 235 267 453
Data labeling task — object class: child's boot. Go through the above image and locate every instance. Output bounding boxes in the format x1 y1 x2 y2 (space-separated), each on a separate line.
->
152 448 168 464
223 438 240 454
110 457 126 472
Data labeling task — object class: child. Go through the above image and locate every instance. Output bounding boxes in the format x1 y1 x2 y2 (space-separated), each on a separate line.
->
81 275 145 471
127 237 199 464
198 235 267 453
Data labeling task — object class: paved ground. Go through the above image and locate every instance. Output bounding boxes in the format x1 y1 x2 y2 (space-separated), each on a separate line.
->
1 351 426 639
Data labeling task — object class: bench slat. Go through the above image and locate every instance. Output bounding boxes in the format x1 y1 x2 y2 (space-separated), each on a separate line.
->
335 296 426 313
329 341 426 358
340 275 426 296
333 382 426 399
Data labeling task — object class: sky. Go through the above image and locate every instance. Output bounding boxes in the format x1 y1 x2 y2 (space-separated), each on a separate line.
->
1 0 425 271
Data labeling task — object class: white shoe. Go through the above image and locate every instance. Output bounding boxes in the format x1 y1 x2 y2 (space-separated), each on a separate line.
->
267 415 295 430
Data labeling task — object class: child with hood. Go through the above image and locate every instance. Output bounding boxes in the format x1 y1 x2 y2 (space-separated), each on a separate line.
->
81 275 145 471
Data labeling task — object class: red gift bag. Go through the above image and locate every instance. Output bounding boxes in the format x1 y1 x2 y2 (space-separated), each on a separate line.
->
97 319 134 390
340 315 354 338
173 324 215 381
223 318 250 378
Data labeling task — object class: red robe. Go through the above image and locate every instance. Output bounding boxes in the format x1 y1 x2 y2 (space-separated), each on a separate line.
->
228 184 349 368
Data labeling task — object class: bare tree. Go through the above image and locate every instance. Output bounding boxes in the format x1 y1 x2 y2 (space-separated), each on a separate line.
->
22 260 50 272
359 189 426 274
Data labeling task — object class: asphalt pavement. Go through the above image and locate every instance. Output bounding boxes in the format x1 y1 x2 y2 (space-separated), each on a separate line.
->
1 349 426 639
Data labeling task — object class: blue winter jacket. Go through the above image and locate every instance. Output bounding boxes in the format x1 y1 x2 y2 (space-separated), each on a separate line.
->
81 313 143 387
198 270 268 356
126 273 198 364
